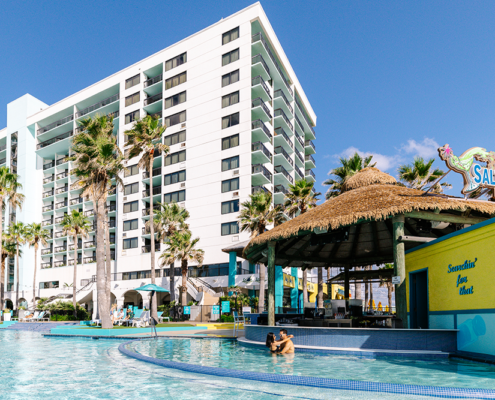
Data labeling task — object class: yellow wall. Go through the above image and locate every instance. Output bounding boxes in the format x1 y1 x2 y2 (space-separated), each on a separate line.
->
405 220 495 313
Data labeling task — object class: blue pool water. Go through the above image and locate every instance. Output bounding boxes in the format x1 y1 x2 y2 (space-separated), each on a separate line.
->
1 330 494 399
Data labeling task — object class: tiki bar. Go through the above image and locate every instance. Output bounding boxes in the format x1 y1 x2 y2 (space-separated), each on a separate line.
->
237 167 495 359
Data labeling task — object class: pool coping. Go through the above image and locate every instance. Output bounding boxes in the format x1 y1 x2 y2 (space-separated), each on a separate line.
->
118 338 495 399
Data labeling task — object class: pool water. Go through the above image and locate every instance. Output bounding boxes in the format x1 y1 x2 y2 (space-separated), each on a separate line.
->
0 330 490 399
131 338 495 390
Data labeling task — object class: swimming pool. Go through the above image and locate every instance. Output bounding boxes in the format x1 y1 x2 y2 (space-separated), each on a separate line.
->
1 330 494 399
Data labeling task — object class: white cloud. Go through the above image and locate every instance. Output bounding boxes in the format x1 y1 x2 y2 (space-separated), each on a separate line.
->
401 138 439 159
336 146 399 172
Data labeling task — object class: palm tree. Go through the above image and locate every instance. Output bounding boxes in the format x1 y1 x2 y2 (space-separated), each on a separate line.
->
0 166 24 308
159 230 204 306
150 202 190 303
323 152 376 199
25 223 50 308
72 114 125 329
238 191 285 313
8 222 27 309
124 115 169 322
61 210 91 317
283 179 320 306
397 157 451 193
1 235 17 311
380 263 395 312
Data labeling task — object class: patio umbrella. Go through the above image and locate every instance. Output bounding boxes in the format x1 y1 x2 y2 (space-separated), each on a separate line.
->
133 284 169 337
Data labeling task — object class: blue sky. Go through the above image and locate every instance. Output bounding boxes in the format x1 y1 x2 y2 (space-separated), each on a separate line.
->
1 0 495 197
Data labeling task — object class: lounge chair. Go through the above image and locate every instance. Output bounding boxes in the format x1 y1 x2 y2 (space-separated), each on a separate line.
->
22 311 40 322
131 311 150 328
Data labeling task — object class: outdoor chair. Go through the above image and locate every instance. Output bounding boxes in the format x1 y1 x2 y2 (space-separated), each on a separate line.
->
22 311 40 322
131 311 150 328
232 311 245 337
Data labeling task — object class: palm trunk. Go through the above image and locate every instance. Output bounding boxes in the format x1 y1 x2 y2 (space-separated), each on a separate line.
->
317 267 323 308
104 208 111 309
181 259 187 305
73 234 78 318
364 272 369 311
355 267 363 300
149 155 158 323
96 198 111 329
33 243 38 309
258 263 265 313
369 273 374 311
302 269 308 305
0 196 4 310
1 255 5 313
15 245 19 309
169 263 176 303
388 284 393 312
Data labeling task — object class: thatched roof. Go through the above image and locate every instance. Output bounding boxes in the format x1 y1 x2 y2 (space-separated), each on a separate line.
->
342 167 396 192
243 181 495 268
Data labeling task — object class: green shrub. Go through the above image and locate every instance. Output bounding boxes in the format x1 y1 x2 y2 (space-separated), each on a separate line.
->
220 314 234 323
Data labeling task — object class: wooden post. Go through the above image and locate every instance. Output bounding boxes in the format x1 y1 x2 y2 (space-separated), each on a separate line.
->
267 242 276 326
393 215 408 328
344 265 350 300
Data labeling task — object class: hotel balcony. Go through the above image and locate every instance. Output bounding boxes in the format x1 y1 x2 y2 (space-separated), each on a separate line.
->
42 204 54 213
84 209 95 217
274 108 293 133
305 140 316 155
274 90 293 118
69 243 82 251
251 119 272 144
41 262 52 269
84 257 96 264
56 171 69 180
75 93 119 119
55 185 68 195
305 169 316 183
295 150 305 168
68 258 83 266
41 218 53 227
143 186 162 200
252 75 272 103
251 54 270 82
143 92 163 115
43 161 55 171
41 247 53 256
295 167 304 181
252 97 272 123
274 146 294 172
274 165 294 186
274 184 289 205
251 164 272 186
142 205 160 218
274 127 293 153
251 141 272 165
56 156 70 166
43 175 54 184
54 245 67 253
84 241 96 249
143 167 162 186
142 244 161 254
70 197 83 206
294 130 305 152
43 189 54 199
36 130 73 153
305 154 316 169
54 216 65 224
54 231 66 239
295 100 316 140
37 114 74 136
55 200 68 210
252 186 271 195
143 73 163 96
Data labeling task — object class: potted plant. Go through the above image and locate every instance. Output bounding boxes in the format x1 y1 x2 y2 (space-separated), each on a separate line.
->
3 308 11 321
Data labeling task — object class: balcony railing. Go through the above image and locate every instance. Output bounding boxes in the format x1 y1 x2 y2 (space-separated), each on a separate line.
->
306 169 316 179
108 204 117 212
251 54 270 75
54 245 67 253
36 130 74 150
54 216 65 224
108 220 116 228
56 156 69 165
252 32 293 97
55 200 68 209
295 167 304 179
84 209 95 217
274 165 293 184
43 161 55 170
142 206 160 216
252 76 272 100
305 154 316 165
41 262 52 269
144 92 162 106
305 140 316 152
75 93 119 118
143 167 161 179
43 175 54 184
42 204 54 212
295 151 304 164
41 218 53 227
0 158 6 165
55 186 68 194
252 164 272 182
142 244 161 253
70 197 83 205
274 184 289 195
251 141 272 161
295 115 305 132
43 189 54 198
144 73 163 88
274 90 293 115
274 146 293 167
54 231 65 238
252 120 272 140
274 127 293 149
68 258 83 266
54 261 67 268
84 257 96 264
56 171 68 180
37 114 74 135
69 243 82 251
252 186 271 195
0 144 6 152
296 100 316 136
41 248 52 255
274 109 294 132
295 132 304 148
84 241 96 249
252 97 272 119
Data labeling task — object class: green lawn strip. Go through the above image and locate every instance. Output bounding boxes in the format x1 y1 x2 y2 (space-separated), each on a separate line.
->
78 323 195 330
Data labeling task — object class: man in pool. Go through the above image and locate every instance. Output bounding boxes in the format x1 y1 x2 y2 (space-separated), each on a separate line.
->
278 329 295 354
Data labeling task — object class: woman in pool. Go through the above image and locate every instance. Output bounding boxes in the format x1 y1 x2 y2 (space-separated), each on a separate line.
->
265 332 294 353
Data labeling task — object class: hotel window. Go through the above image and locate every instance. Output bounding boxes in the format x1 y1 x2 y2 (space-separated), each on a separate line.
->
123 237 138 249
165 91 186 109
222 27 239 45
164 130 186 146
125 92 140 107
222 134 239 150
164 190 185 204
221 177 239 193
222 155 239 171
222 70 239 87
165 71 187 90
222 112 239 129
165 110 186 127
39 281 59 289
123 219 138 231
125 74 140 89
222 48 239 66
124 182 139 195
222 91 239 108
125 110 139 124
124 164 139 177
123 200 139 213
221 200 239 215
221 222 239 236
165 150 186 166
165 52 187 71
164 170 186 186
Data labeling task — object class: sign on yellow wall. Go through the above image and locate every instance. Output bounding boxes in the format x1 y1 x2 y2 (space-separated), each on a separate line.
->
283 273 295 288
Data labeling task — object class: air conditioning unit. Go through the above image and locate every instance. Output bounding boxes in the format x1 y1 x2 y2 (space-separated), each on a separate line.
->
233 191 239 198
179 202 185 207
123 233 127 237
180 142 186 148
180 162 186 169
180 183 186 188
123 196 127 201
181 123 186 128
233 170 240 176
232 235 239 242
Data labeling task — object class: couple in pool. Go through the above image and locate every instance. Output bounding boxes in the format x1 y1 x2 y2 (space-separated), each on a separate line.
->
265 329 295 354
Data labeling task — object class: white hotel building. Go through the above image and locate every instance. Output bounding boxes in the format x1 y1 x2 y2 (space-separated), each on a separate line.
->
1 3 317 314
